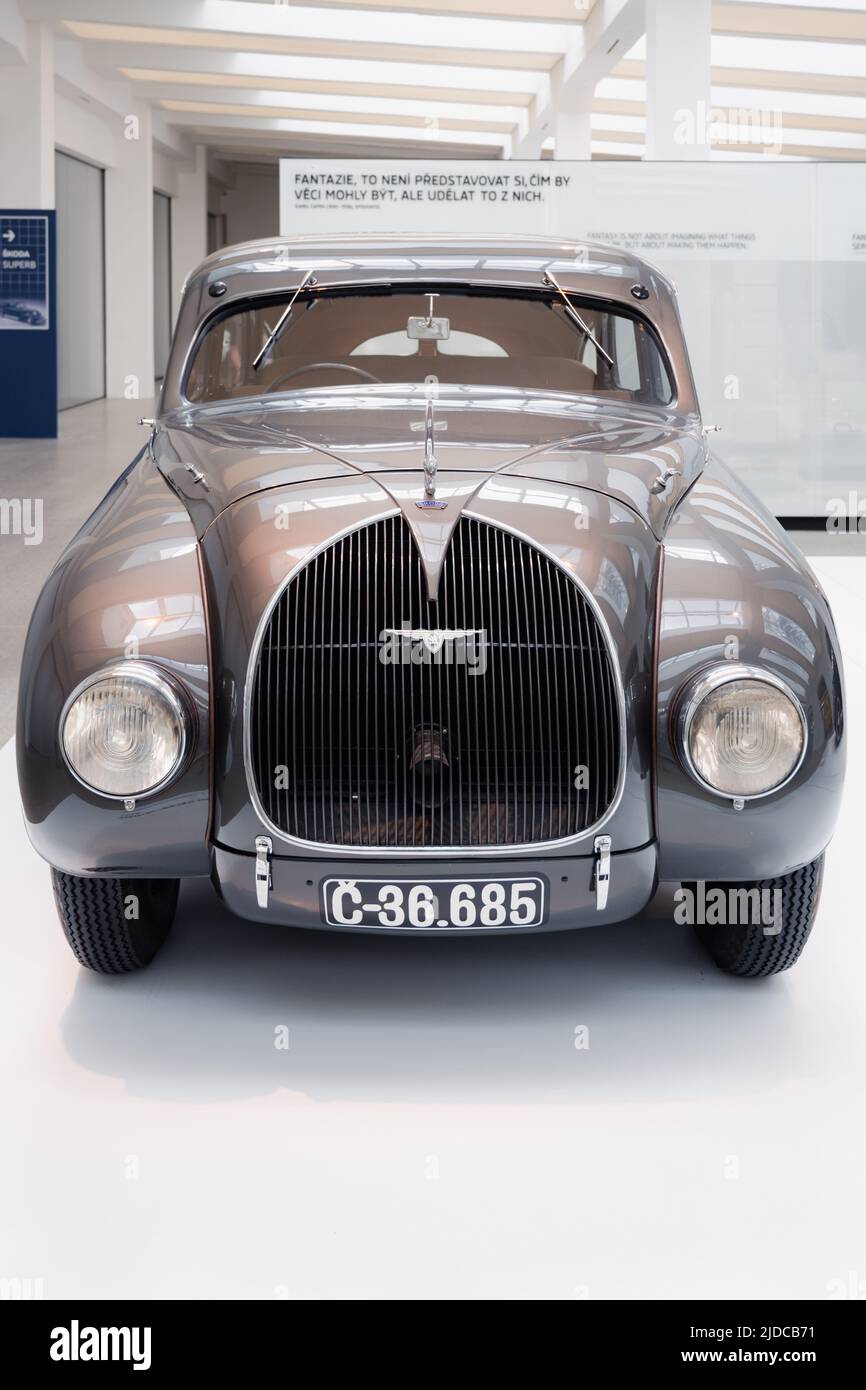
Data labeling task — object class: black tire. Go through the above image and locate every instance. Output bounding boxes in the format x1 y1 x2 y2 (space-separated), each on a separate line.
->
689 854 824 977
51 870 179 974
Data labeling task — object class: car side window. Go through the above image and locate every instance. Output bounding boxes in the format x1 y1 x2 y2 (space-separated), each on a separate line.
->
613 315 641 391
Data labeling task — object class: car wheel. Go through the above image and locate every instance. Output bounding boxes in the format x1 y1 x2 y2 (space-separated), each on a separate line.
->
689 854 825 978
51 870 179 973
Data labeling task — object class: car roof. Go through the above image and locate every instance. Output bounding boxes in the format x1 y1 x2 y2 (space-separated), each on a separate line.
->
193 233 673 297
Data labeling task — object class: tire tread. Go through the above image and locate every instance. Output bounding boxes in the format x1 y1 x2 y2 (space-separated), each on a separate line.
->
51 871 177 974
693 855 824 978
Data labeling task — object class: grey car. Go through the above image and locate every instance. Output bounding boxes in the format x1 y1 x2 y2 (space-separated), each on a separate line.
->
17 235 845 977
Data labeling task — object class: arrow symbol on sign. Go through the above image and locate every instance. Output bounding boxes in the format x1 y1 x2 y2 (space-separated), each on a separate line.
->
1 230 15 242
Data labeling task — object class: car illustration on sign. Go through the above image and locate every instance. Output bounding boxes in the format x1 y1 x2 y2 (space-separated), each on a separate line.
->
0 300 46 326
17 235 845 977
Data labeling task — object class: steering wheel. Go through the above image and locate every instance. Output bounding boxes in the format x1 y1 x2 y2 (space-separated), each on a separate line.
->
266 361 382 391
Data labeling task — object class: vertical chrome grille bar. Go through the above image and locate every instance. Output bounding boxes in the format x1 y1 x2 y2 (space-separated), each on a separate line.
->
584 574 601 826
394 515 400 850
403 517 412 847
298 567 307 840
475 522 489 845
528 546 546 841
491 525 505 844
277 576 284 830
536 544 555 838
599 604 612 826
456 522 471 848
325 542 335 845
444 522 456 844
553 559 571 834
371 522 379 847
542 548 561 838
507 532 527 843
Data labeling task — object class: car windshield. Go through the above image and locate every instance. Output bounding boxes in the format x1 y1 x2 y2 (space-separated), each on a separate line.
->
185 286 674 407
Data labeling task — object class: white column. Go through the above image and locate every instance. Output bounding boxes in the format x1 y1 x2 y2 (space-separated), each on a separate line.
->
0 22 54 207
555 107 593 160
514 124 544 161
105 103 154 401
171 143 208 323
645 0 713 160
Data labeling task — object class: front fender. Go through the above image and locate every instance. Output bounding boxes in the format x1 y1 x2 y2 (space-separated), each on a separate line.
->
16 452 211 876
656 456 845 880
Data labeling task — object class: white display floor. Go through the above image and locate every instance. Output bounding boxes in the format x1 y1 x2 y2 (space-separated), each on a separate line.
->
1 551 863 1301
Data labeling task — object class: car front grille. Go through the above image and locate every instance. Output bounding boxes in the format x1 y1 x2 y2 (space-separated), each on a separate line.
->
248 515 621 848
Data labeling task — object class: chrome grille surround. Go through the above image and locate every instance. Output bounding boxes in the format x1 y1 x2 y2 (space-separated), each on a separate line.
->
244 513 626 856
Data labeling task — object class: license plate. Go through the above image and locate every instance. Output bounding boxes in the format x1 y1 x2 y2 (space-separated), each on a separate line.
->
321 876 547 930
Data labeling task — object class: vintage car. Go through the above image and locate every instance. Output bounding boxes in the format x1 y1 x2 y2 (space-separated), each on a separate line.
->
0 299 46 326
17 235 845 977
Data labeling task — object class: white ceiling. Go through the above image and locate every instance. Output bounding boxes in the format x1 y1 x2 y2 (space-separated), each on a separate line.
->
17 0 866 163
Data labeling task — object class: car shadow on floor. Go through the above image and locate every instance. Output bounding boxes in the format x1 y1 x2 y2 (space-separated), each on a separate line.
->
60 878 809 1107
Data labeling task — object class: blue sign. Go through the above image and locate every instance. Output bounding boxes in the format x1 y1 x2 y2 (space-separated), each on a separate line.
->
0 210 56 436
0 214 50 330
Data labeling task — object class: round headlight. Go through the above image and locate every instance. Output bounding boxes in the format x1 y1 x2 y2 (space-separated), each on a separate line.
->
677 665 807 800
61 663 192 799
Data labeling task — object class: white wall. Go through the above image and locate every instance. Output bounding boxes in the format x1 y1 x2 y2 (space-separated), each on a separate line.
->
172 145 208 316
0 22 54 207
153 148 180 200
222 163 279 246
104 104 155 401
54 91 119 177
55 150 105 410
0 21 212 407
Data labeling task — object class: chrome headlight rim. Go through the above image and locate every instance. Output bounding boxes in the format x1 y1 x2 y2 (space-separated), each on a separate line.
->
675 662 808 802
59 660 195 802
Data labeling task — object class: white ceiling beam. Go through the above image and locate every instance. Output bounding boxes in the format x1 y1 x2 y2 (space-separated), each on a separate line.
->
597 87 866 122
144 84 524 127
57 23 557 75
515 0 645 156
712 33 866 74
196 128 503 159
23 0 574 62
162 108 511 153
615 57 866 100
85 43 542 97
713 84 866 118
159 96 515 136
191 0 597 20
725 0 866 10
119 64 534 111
713 2 866 46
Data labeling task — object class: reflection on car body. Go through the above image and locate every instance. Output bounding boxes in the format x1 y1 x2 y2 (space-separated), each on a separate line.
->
17 236 844 979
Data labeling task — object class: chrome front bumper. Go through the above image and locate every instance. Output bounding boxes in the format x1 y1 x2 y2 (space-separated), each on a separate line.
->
211 842 658 935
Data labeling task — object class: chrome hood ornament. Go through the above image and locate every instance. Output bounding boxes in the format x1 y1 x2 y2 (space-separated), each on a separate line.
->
423 375 438 499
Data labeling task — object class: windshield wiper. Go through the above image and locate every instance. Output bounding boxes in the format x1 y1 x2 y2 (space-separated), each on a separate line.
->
252 268 317 371
542 269 614 369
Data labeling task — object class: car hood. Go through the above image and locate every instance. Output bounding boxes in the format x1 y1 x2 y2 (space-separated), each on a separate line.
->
154 385 705 540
